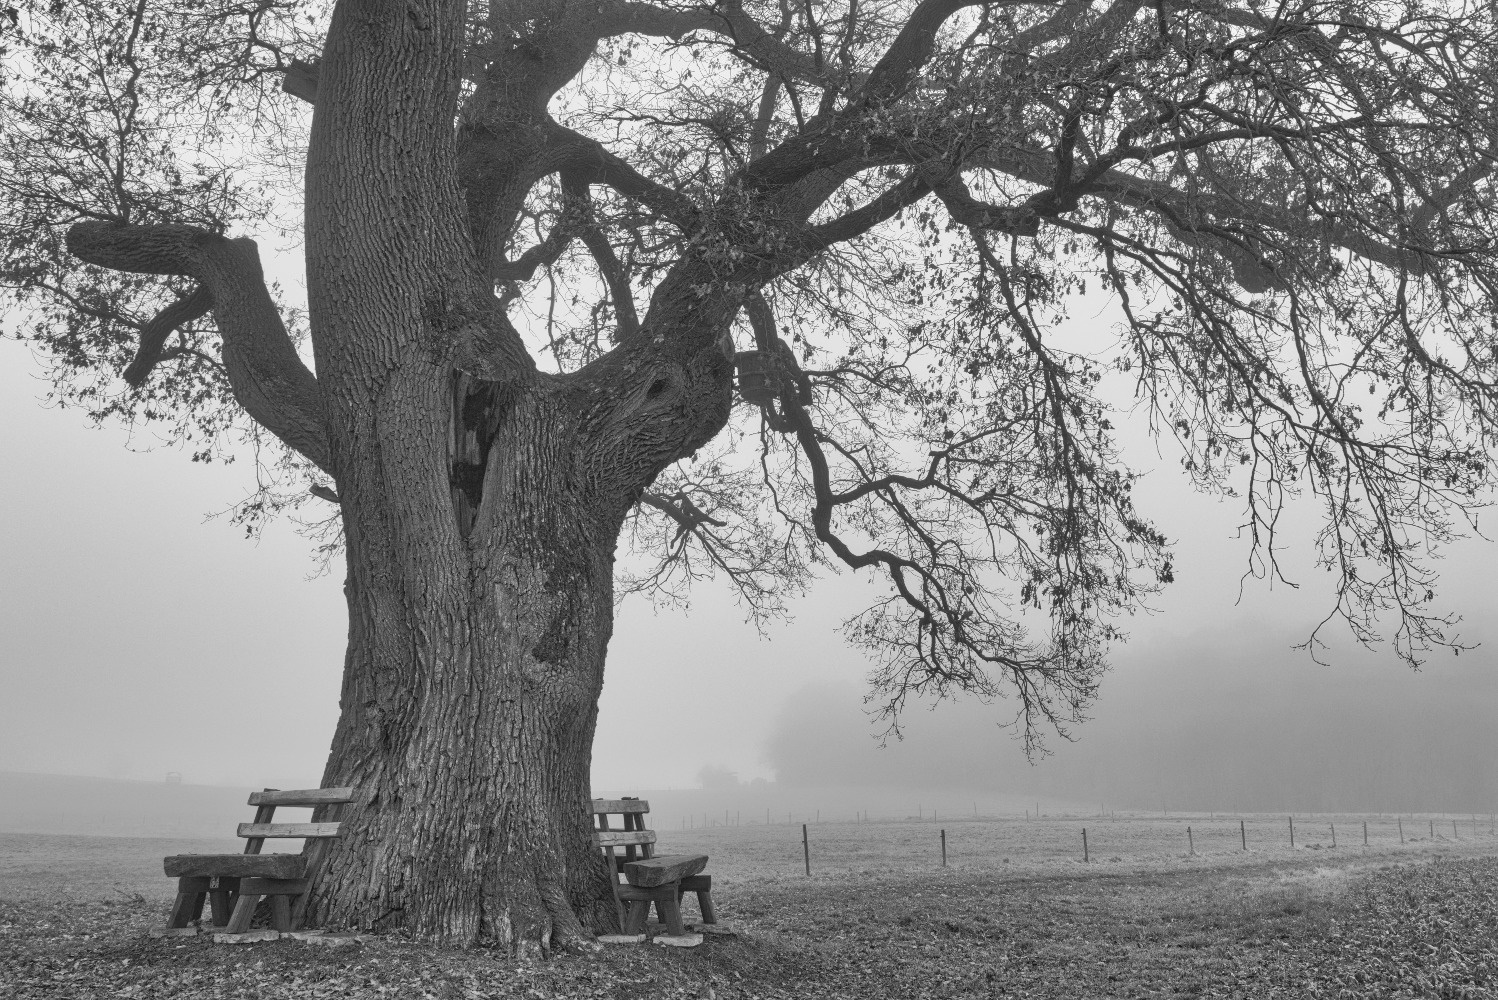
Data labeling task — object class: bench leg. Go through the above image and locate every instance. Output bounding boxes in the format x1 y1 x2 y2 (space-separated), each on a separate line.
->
695 889 716 925
226 892 261 934
675 886 716 925
655 888 686 936
168 890 203 929
269 895 293 932
208 889 234 927
624 899 651 934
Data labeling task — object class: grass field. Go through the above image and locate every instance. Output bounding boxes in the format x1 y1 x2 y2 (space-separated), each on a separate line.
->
2 817 1496 998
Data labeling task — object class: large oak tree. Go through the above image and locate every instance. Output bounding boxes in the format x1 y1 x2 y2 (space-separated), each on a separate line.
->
3 0 1496 951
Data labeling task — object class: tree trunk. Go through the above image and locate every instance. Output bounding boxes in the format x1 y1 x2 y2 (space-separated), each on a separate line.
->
301 381 651 952
293 355 729 950
290 0 735 949
308 581 616 951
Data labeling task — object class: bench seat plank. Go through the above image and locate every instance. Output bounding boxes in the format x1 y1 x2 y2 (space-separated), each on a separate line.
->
248 788 356 807
591 798 650 814
164 854 308 879
623 854 709 887
237 877 310 895
237 822 342 839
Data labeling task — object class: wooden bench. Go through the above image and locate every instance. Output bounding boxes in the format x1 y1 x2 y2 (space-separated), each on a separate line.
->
162 786 354 934
593 797 715 936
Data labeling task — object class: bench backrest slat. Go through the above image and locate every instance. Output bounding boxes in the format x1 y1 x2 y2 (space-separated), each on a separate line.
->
591 798 650 814
248 787 357 807
595 829 656 847
238 822 343 839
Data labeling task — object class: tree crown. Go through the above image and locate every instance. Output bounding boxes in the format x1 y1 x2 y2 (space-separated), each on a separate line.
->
4 0 1497 746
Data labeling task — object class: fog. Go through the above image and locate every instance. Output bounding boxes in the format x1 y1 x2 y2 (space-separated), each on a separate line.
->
762 622 1498 814
4 330 1497 821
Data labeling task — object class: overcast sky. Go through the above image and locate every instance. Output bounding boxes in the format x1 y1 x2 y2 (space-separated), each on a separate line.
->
3 310 1496 806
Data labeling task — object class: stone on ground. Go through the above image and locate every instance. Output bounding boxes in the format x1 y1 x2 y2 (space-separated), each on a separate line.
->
213 929 282 944
598 933 647 945
652 933 704 948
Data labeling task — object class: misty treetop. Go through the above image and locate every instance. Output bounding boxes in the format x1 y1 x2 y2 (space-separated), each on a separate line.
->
3 1 1497 760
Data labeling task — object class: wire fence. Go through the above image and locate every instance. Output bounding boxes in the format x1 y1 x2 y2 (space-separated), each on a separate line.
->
655 810 1498 879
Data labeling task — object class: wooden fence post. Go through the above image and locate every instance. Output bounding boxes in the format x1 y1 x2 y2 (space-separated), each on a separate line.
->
802 824 810 876
1363 821 1367 846
1331 823 1336 848
1289 816 1295 848
1241 818 1246 851
1187 826 1194 855
1398 818 1404 844
941 829 947 867
1082 828 1089 863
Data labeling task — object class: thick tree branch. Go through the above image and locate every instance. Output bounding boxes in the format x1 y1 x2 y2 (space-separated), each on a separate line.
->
852 0 989 106
544 121 700 228
492 215 577 283
748 73 782 162
66 221 334 476
799 171 933 256
122 283 214 386
561 171 642 341
931 174 1042 236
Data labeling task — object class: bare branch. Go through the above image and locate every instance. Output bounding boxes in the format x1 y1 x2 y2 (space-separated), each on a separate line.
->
639 489 729 534
602 1 826 86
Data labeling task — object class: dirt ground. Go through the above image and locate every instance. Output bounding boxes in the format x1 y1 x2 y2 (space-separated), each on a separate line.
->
2 829 1496 998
